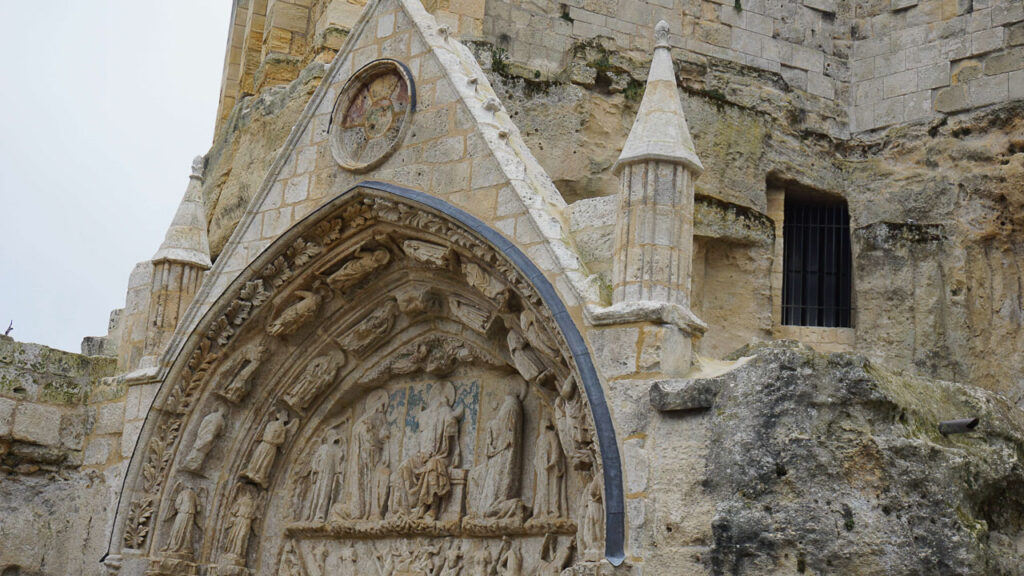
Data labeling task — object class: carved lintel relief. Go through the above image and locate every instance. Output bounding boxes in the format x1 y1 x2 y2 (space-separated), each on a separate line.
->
122 190 607 575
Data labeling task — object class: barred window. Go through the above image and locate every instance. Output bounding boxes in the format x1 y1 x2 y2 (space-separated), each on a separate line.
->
782 196 853 327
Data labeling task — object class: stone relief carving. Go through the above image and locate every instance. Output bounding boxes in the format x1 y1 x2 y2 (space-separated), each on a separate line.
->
338 390 390 522
163 483 204 558
337 300 398 357
403 239 452 267
242 410 299 489
283 353 346 412
325 245 391 294
217 342 267 404
448 295 493 334
182 409 225 473
267 288 324 337
579 475 605 562
124 193 605 572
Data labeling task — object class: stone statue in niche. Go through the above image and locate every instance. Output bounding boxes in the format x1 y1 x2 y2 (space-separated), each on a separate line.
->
496 537 523 576
302 426 347 523
218 343 267 404
579 475 605 562
284 353 346 411
163 483 204 558
223 486 262 565
339 389 391 521
326 245 390 294
242 410 298 489
394 381 464 521
477 389 524 520
337 299 398 357
182 409 225 473
531 412 567 521
538 535 575 576
267 288 323 337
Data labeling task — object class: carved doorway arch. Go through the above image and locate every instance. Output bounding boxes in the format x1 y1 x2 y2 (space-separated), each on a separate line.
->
112 182 624 575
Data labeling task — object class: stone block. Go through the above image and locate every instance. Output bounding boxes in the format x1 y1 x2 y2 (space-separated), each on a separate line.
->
588 327 638 379
943 35 972 60
84 437 112 466
856 77 884 104
906 41 941 68
891 0 919 10
808 71 836 98
984 47 1024 75
732 27 763 56
876 95 905 126
905 89 933 120
743 11 774 36
94 402 125 435
875 50 907 76
919 61 951 88
780 64 808 90
623 438 649 494
852 58 875 81
952 58 984 83
1010 69 1024 98
934 83 969 111
884 69 919 98
13 403 62 446
0 397 14 436
803 0 836 14
992 1 1024 26
972 27 1006 54
1010 22 1024 46
968 73 1009 105
270 2 310 33
968 8 993 32
789 43 825 72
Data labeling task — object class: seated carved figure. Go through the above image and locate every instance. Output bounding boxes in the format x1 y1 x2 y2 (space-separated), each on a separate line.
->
394 382 463 521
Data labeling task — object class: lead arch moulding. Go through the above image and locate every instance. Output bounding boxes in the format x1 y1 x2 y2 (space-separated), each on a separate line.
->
107 182 626 573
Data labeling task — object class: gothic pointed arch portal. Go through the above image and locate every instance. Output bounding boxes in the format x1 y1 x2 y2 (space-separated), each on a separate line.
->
113 182 625 575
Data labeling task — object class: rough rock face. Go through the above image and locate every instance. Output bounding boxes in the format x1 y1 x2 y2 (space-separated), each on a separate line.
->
701 341 1024 575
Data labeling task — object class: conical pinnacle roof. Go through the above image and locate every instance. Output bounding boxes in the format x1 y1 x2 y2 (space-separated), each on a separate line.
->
152 156 212 269
614 21 703 175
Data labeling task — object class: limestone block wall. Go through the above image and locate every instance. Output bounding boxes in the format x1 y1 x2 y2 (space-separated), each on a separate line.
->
0 335 125 576
850 0 1024 131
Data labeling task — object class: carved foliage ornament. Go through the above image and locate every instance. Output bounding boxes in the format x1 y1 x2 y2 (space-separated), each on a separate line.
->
329 59 416 172
120 191 599 570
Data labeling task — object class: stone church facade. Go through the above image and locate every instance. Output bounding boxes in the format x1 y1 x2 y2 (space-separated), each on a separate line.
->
2 0 1024 574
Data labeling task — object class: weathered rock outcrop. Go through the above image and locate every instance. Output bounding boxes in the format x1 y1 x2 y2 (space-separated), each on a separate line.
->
675 341 1024 575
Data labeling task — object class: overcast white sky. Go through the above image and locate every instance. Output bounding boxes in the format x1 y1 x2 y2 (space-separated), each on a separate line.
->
0 1 233 352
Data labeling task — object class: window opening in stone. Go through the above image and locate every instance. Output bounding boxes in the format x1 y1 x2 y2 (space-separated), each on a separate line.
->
782 195 852 327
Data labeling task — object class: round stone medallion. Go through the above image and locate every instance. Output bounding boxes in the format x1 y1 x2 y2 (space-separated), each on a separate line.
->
329 59 416 172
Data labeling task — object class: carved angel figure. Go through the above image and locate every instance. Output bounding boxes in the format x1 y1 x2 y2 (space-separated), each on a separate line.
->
242 410 298 488
469 544 494 575
219 343 267 403
326 246 390 294
341 389 390 521
579 475 604 562
520 309 558 358
182 409 225 473
532 412 567 519
507 330 548 384
284 353 345 411
163 483 203 557
395 382 463 521
479 391 523 518
267 289 322 337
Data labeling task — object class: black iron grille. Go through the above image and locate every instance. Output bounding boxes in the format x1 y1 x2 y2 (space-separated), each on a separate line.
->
782 198 853 327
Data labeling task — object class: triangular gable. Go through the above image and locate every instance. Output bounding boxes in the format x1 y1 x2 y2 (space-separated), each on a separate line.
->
164 0 598 372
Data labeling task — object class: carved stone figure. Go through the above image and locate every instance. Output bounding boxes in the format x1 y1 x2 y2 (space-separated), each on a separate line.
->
219 343 267 403
469 544 494 575
440 542 464 576
507 330 548 383
267 289 322 337
497 537 523 576
326 246 390 293
532 412 567 519
479 391 524 518
449 295 492 333
463 262 509 308
554 374 592 469
395 381 464 521
340 390 390 521
163 484 201 557
182 409 225 473
539 535 574 576
579 476 604 562
304 428 346 522
403 239 451 266
224 487 260 563
284 353 345 411
242 410 297 489
337 299 398 357
520 309 558 358
277 541 306 576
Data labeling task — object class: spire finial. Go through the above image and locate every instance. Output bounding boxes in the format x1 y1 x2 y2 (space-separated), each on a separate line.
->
654 20 671 49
